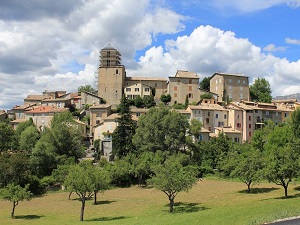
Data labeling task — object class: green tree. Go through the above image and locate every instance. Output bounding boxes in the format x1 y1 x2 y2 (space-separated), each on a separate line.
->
184 95 189 109
18 126 40 152
143 95 156 108
77 85 95 94
200 77 211 91
250 78 272 103
160 94 171 105
133 106 189 154
65 161 95 221
263 125 299 198
188 119 202 142
148 154 198 213
200 93 213 100
113 96 137 158
134 95 144 108
0 121 15 151
1 184 33 218
290 107 300 138
93 166 111 205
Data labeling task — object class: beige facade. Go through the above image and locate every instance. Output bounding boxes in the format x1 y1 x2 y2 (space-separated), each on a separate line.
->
41 98 71 108
210 73 250 102
168 70 201 105
98 43 126 107
125 77 167 100
93 114 119 141
215 127 242 143
81 92 103 108
89 105 112 137
124 83 152 99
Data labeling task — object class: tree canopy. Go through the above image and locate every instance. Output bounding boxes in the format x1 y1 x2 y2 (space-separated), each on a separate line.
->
77 85 95 94
200 77 211 91
250 78 272 103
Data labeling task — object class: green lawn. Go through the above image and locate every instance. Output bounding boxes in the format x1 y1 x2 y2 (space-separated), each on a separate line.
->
1 179 300 225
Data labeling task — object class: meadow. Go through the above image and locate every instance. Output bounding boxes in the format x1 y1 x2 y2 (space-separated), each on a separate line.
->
1 178 300 225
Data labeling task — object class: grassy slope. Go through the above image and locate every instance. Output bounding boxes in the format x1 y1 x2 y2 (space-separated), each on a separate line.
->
1 179 300 225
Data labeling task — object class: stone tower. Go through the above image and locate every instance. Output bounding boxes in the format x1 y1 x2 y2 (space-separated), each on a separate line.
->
98 43 126 106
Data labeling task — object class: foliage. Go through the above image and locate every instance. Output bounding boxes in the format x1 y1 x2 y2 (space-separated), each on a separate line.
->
0 121 15 151
143 95 156 108
290 107 300 138
263 124 299 198
200 93 213 99
77 85 95 94
133 106 189 154
188 119 202 142
113 96 137 158
184 95 189 109
92 166 111 204
200 77 211 91
134 95 144 108
160 94 171 105
1 183 33 218
250 78 272 103
18 125 40 152
148 154 198 213
173 103 185 109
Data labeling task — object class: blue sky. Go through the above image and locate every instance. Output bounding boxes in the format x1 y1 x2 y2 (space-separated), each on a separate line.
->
0 0 300 109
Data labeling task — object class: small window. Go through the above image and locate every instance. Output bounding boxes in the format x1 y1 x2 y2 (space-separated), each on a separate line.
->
255 109 258 113
206 118 209 123
229 79 232 83
249 116 251 121
229 86 232 90
240 87 243 91
96 120 100 124
126 88 131 92
240 93 243 99
145 87 150 92
237 114 240 119
189 86 192 91
237 123 241 128
216 114 218 119
266 111 269 115
234 137 239 143
208 112 210 116
224 114 227 119
249 124 251 129
249 131 252 137
189 79 192 84
136 112 141 117
116 69 118 74
188 93 193 98
276 112 279 117
174 86 177 91
199 134 203 141
243 80 246 84
238 80 240 84
174 93 177 98
285 112 288 117
135 88 139 92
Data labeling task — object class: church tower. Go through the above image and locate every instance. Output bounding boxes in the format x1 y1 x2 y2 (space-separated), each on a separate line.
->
98 43 126 106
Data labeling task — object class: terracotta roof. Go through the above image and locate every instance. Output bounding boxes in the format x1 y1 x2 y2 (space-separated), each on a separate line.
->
174 70 199 78
126 77 167 81
13 103 37 110
189 104 227 111
175 109 191 114
42 98 69 102
25 106 68 114
104 113 120 120
272 99 297 103
24 95 47 101
0 110 6 115
90 104 111 109
215 127 242 134
228 101 293 112
10 118 27 124
130 108 149 113
201 127 210 133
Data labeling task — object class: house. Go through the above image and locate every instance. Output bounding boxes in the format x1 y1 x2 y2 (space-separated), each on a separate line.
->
210 72 250 102
124 83 152 99
0 110 7 121
80 92 103 108
130 107 149 120
214 127 242 143
41 98 71 108
93 113 120 141
89 104 112 138
9 104 37 129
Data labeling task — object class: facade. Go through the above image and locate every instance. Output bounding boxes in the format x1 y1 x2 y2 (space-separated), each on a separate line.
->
80 92 103 108
41 98 71 108
210 73 250 102
93 113 119 141
168 70 202 105
89 104 112 138
97 43 126 107
0 110 7 121
124 83 152 99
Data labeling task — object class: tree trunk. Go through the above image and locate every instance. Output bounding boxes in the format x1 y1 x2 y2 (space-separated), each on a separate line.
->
80 197 86 221
284 185 288 198
11 201 18 218
169 196 174 213
94 190 97 205
247 183 251 193
68 191 72 200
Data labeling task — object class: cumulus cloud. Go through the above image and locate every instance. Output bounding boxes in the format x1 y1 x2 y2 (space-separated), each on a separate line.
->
263 44 286 52
285 38 300 45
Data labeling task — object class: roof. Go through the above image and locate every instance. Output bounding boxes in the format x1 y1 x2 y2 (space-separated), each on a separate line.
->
175 109 191 114
25 106 68 114
228 101 294 112
272 99 297 103
24 95 48 101
201 127 210 133
89 104 111 109
211 72 249 79
102 42 116 50
42 98 69 102
188 104 228 111
0 110 7 115
10 118 27 124
130 108 149 113
126 77 167 82
173 70 199 78
12 103 37 111
215 127 242 134
104 113 120 120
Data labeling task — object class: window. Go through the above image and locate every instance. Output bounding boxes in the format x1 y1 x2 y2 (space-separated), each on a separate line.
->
206 118 209 123
224 114 227 119
229 93 232 99
255 109 258 113
189 79 192 84
237 114 240 119
174 93 177 97
234 137 239 143
243 80 246 84
265 111 269 115
285 112 288 117
276 112 279 117
215 114 218 119
136 113 141 117
237 123 241 128
249 124 251 129
174 86 177 91
238 79 240 84
189 86 192 91
229 85 232 90
145 87 150 92
240 87 243 91
240 93 243 99
216 86 218 91
216 80 218 84
218 122 224 127
199 134 203 141
155 83 157 87
96 120 100 125
229 79 232 83
249 131 252 137
126 88 131 92
116 69 118 74
135 88 139 92
208 112 210 116
249 116 251 121
188 93 193 98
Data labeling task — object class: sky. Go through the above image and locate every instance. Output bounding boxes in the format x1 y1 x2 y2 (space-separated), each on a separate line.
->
0 0 300 110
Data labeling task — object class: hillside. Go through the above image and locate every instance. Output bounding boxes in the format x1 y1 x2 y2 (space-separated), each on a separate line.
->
273 93 300 101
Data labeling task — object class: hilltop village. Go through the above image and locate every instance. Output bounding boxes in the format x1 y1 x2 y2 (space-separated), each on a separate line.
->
0 43 298 151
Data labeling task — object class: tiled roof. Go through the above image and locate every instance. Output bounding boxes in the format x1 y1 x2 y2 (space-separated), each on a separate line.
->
211 72 249 78
24 95 47 101
90 104 111 109
130 108 149 113
13 103 37 110
189 104 227 111
25 106 68 114
174 70 199 78
42 98 69 102
10 118 27 124
126 77 167 81
104 113 120 120
215 127 242 134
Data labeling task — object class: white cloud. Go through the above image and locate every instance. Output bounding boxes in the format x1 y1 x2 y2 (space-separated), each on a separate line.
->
285 38 300 45
263 44 286 52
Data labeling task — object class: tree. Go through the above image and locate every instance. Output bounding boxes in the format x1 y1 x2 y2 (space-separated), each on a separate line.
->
113 96 137 158
77 85 95 94
133 106 189 154
250 78 272 103
263 125 299 198
18 125 40 152
290 107 300 138
1 184 33 218
134 95 144 108
65 161 95 221
188 119 202 142
148 154 198 213
0 121 15 151
160 94 171 105
200 93 213 100
200 77 211 91
184 95 189 109
143 95 156 108
93 166 111 205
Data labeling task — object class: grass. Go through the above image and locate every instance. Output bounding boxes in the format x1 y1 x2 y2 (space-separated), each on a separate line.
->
1 179 300 225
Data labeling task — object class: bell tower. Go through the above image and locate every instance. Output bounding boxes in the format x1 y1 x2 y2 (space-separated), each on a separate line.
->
98 43 126 106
